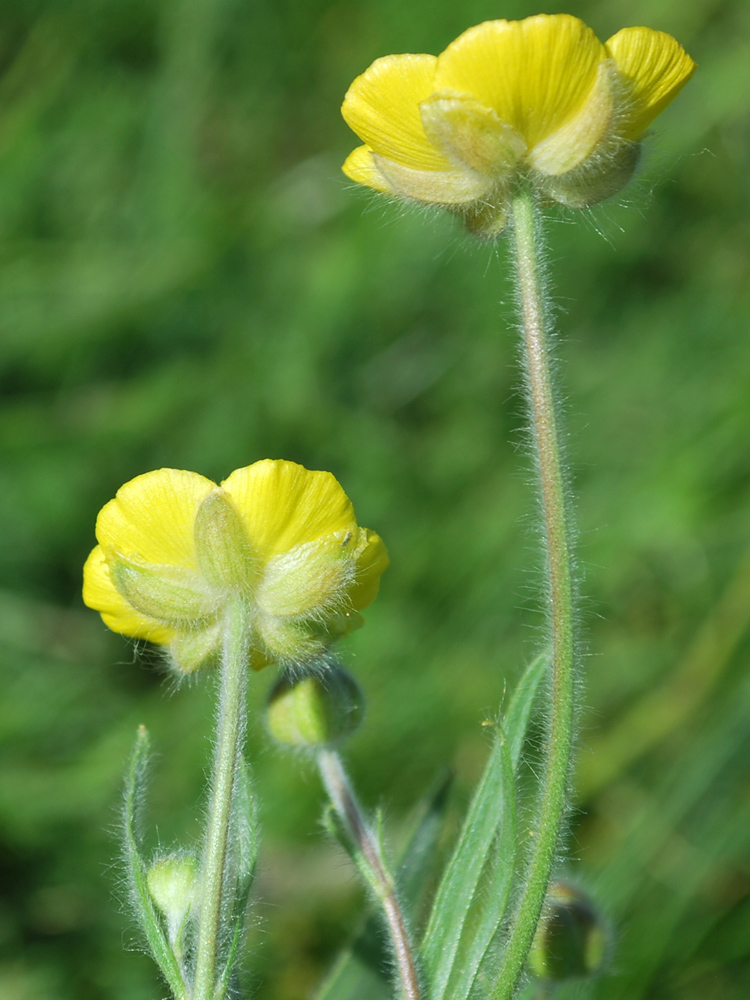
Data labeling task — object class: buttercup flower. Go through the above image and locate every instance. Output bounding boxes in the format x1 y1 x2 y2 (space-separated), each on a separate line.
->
342 14 695 236
83 460 388 673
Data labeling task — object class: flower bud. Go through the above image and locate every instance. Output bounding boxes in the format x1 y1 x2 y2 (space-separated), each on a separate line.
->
267 664 364 748
529 881 606 981
147 852 199 942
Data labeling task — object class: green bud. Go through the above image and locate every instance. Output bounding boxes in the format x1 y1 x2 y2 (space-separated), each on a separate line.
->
193 489 255 591
110 556 217 626
529 881 607 981
147 852 199 943
267 664 364 748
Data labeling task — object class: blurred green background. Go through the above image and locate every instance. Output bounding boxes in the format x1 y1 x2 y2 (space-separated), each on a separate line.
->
0 0 748 997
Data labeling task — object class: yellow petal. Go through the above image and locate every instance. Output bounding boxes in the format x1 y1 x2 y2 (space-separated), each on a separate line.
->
435 15 607 149
606 27 696 140
342 145 394 193
96 469 216 569
373 155 493 205
83 545 176 644
348 529 389 610
221 460 356 561
342 53 453 170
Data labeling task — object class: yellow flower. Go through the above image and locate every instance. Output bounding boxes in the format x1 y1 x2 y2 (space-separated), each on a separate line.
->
83 460 389 673
341 14 695 236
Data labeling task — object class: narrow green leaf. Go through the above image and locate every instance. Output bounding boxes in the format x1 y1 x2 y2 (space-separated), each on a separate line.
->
505 649 550 767
398 772 452 923
443 732 516 1000
232 757 260 905
215 758 260 1000
419 650 548 1000
313 776 451 1000
419 733 512 1000
123 726 189 1000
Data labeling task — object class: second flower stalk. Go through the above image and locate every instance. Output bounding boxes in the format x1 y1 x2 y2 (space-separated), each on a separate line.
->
85 461 389 999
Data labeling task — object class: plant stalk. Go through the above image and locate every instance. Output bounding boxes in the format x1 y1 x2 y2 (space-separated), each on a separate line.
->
193 598 249 1000
491 189 576 999
317 749 422 1000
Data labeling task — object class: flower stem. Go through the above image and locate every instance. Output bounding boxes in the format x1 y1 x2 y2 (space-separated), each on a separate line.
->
491 189 576 1000
317 749 422 1000
193 598 249 1000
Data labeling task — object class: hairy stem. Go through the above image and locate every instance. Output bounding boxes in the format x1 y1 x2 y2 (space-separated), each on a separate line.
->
193 599 249 1000
317 749 422 1000
491 189 576 999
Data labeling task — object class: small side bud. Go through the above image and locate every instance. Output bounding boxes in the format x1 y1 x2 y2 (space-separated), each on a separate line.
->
147 852 199 944
529 881 607 981
267 664 364 748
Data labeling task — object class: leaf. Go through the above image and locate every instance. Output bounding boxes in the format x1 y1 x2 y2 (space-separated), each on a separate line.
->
505 648 550 768
313 651 549 1000
398 772 453 923
123 726 189 1000
442 733 516 1000
419 650 549 1000
215 757 260 1000
313 775 452 1000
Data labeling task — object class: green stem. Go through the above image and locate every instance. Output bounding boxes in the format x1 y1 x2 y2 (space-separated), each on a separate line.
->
491 189 576 1000
194 599 249 1000
317 749 422 1000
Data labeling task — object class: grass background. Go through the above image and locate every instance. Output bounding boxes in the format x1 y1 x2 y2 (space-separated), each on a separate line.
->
0 0 749 997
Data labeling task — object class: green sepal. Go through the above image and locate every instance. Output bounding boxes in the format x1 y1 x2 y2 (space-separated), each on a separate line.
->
124 726 189 1000
111 557 216 626
194 490 255 592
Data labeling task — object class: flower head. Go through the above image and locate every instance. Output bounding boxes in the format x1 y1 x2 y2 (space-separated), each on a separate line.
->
83 460 388 673
341 15 695 236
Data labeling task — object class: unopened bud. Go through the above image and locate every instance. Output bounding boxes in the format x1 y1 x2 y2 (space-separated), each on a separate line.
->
267 664 364 748
147 852 199 942
529 881 606 981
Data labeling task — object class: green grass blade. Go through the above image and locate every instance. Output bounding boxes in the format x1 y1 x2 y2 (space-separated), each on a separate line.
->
420 651 548 1000
124 726 189 1000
